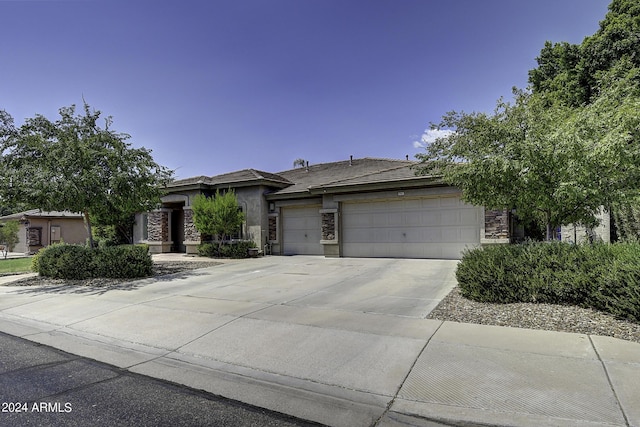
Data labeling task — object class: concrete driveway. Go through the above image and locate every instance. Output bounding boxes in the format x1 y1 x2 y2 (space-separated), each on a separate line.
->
0 256 457 426
1 256 639 427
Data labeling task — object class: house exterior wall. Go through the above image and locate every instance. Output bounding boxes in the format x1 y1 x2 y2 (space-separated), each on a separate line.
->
19 217 87 254
140 186 272 254
234 186 269 250
561 209 611 244
14 223 28 254
144 165 517 258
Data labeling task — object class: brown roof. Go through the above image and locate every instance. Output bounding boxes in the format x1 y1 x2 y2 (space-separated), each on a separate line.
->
272 158 423 195
165 157 438 197
168 169 291 189
0 209 84 221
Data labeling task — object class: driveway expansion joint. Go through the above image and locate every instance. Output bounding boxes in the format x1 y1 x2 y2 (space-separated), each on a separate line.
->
588 335 631 427
372 320 445 426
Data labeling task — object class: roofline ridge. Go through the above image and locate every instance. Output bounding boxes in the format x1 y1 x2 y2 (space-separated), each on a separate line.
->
308 163 411 188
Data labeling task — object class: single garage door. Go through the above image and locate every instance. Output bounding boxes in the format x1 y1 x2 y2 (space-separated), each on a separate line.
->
282 205 323 255
342 196 482 259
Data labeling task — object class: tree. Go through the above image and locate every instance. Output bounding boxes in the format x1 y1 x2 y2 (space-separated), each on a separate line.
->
526 0 640 240
416 0 640 240
0 103 174 248
529 0 640 106
192 190 245 251
415 74 640 240
0 220 19 259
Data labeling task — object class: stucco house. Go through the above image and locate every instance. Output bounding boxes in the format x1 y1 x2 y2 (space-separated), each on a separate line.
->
134 157 517 259
0 210 88 254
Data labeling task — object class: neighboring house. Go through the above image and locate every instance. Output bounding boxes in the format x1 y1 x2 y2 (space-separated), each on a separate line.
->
0 210 87 254
135 157 523 260
561 208 611 244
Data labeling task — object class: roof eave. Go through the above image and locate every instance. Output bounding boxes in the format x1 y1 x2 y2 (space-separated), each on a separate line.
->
165 179 291 194
307 176 445 195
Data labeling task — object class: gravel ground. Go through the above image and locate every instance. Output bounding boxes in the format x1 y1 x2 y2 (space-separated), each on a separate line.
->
428 287 640 344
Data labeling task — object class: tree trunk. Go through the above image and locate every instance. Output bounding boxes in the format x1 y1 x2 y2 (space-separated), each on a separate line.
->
83 210 94 248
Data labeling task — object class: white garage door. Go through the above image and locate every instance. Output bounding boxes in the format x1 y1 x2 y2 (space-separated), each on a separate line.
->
282 205 323 255
342 196 482 259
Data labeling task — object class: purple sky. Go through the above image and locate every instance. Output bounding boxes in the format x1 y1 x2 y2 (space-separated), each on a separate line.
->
1 0 609 179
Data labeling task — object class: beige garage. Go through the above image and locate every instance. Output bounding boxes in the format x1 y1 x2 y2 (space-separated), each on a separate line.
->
282 205 323 255
341 196 482 259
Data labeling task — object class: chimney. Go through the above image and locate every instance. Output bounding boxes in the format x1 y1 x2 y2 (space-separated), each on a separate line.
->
349 155 353 166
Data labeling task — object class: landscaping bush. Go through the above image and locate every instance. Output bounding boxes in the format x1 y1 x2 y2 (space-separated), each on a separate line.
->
456 242 640 322
34 243 152 279
197 240 257 259
35 243 96 279
94 245 152 278
197 242 218 258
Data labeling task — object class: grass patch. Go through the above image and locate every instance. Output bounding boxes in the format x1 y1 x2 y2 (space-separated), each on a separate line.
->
0 257 33 274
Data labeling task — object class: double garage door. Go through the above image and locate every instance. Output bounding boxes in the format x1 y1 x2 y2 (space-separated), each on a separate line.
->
343 196 481 259
282 196 482 259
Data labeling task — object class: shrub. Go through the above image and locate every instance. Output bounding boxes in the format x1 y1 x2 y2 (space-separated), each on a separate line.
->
197 240 257 259
35 243 96 279
197 242 218 258
35 243 152 279
456 242 640 322
94 245 152 278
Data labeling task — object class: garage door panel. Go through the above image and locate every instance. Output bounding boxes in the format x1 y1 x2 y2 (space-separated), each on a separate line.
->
342 197 481 259
282 206 322 255
373 213 390 227
439 197 459 208
459 208 478 223
420 212 441 226
423 227 443 242
440 210 463 226
459 227 480 241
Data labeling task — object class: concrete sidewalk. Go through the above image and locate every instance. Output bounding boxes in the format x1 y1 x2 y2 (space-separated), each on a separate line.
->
0 256 638 427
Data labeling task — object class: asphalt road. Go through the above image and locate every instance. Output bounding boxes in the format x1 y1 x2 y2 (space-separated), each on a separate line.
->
0 332 322 427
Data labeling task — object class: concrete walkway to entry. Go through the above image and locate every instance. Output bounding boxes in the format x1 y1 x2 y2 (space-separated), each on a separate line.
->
0 255 638 427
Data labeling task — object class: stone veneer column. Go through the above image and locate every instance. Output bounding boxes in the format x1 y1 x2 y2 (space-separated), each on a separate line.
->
147 209 172 253
183 207 202 254
320 208 339 257
481 208 510 244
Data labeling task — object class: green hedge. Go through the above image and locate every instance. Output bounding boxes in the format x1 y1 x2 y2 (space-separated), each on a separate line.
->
198 241 257 259
456 242 640 322
33 243 152 279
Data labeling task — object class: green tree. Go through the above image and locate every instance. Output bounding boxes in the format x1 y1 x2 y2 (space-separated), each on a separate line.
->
529 0 640 106
0 220 20 259
417 0 640 240
415 73 640 240
192 190 245 251
0 103 173 248
526 0 640 240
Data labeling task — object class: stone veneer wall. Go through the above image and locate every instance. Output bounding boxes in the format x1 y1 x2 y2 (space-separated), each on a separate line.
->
484 208 509 240
321 212 336 241
147 210 169 242
183 208 201 242
268 216 277 241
